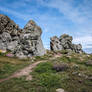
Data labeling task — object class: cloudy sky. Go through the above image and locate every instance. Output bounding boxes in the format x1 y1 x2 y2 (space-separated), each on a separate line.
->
0 0 92 53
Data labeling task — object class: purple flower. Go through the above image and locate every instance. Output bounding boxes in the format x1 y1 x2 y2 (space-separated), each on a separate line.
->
6 53 14 57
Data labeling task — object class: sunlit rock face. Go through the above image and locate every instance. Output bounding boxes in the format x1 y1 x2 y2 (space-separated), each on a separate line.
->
50 34 83 53
0 14 46 58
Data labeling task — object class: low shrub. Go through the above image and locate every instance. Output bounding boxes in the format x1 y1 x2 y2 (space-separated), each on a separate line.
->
34 62 53 73
53 63 69 72
0 52 6 56
38 73 61 88
60 50 68 54
34 56 47 61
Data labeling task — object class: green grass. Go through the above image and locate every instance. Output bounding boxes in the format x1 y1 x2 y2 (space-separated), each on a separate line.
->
37 73 61 88
0 77 58 92
0 56 31 79
0 52 92 92
34 62 54 74
34 54 53 61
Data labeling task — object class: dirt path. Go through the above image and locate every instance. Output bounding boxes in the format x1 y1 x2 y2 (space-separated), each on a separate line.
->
0 60 46 83
0 54 61 83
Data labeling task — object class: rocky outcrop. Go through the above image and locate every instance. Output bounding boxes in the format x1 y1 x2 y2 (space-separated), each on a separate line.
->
50 34 83 53
0 14 45 58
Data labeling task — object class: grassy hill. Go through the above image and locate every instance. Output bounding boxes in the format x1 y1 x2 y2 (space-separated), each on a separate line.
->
0 50 92 92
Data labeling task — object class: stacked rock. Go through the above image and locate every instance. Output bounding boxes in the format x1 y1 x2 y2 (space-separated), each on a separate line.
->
0 14 46 58
50 34 83 53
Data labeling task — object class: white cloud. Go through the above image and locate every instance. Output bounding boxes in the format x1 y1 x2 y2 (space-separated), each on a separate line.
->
37 0 92 51
73 36 92 49
0 6 31 20
37 0 90 24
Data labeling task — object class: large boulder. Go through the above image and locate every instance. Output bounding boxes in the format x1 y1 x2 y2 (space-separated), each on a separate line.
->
50 34 83 53
0 14 45 58
17 20 46 56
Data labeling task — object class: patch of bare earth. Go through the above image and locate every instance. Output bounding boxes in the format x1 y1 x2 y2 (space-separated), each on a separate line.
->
0 61 45 83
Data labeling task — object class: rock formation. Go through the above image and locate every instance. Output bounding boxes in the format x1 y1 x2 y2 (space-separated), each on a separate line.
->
50 34 83 53
0 14 46 58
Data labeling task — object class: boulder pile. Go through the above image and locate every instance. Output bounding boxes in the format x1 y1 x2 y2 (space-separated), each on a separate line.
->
0 14 46 58
50 34 83 53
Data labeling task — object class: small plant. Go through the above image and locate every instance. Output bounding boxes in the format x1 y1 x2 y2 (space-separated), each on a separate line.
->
6 53 14 57
53 63 69 72
34 62 53 73
38 73 61 88
35 56 46 61
35 56 42 60
61 50 68 54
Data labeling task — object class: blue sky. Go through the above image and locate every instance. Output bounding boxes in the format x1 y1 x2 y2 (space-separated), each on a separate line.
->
0 0 92 53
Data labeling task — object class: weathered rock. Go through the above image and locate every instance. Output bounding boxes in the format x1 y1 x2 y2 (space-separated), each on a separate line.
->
7 41 18 51
56 88 66 92
72 44 82 53
50 34 83 53
0 15 20 51
0 14 19 34
18 20 46 56
50 36 63 51
1 32 11 42
0 40 6 50
0 14 46 58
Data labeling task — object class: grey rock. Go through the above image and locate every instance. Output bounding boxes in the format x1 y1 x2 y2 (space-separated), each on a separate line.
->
6 41 18 51
19 20 46 56
15 51 27 59
56 88 66 92
1 32 11 42
0 14 45 58
60 34 72 49
24 20 36 30
0 14 19 34
0 40 6 50
72 44 83 53
87 76 92 81
50 36 63 51
50 34 83 53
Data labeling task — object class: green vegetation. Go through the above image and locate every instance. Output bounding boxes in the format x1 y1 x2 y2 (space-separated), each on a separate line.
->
34 62 53 73
0 56 31 79
34 54 53 61
38 73 61 88
33 62 60 88
59 49 69 54
0 51 92 92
